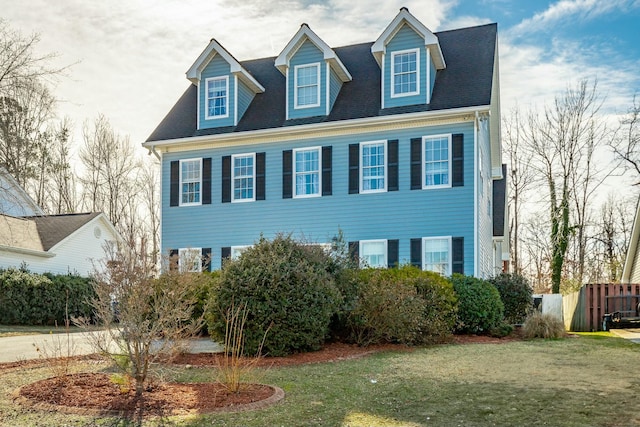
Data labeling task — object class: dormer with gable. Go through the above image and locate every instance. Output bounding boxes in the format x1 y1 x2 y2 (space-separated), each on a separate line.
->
371 7 445 109
275 24 352 120
187 39 265 130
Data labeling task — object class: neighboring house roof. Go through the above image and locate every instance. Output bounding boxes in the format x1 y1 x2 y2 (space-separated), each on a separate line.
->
0 212 113 255
146 23 497 143
0 167 44 217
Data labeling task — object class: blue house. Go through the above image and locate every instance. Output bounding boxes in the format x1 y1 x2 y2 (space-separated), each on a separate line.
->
144 8 508 277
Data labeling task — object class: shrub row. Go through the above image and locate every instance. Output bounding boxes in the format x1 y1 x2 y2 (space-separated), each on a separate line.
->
203 235 534 356
0 268 95 325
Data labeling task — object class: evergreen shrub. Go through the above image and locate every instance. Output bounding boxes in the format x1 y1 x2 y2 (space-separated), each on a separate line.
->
451 273 504 334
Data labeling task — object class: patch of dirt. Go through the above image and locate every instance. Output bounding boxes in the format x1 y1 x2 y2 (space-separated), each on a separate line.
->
8 337 519 417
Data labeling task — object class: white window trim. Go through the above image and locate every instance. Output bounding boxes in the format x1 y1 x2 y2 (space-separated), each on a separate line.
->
231 152 256 203
293 146 322 199
231 245 251 260
179 158 202 207
204 75 229 120
422 236 452 276
391 48 420 98
422 134 452 190
360 140 388 194
359 239 388 268
294 63 321 109
178 248 202 273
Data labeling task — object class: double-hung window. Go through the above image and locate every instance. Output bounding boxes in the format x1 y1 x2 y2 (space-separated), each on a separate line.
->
294 147 321 197
180 158 202 206
231 245 250 260
423 237 451 275
206 76 228 119
360 141 387 193
423 134 451 188
391 49 419 97
179 248 202 273
360 240 387 268
232 153 255 202
294 63 320 108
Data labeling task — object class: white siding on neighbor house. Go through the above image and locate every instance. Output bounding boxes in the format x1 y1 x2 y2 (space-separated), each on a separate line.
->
0 217 119 276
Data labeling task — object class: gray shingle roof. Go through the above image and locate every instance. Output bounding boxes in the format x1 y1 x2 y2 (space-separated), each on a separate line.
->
146 23 497 143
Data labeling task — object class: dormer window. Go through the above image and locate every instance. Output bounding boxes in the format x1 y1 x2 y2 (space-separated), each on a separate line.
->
205 76 229 119
295 63 320 108
391 49 419 97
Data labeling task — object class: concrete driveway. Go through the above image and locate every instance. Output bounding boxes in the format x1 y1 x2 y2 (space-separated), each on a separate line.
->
610 328 640 344
0 332 222 363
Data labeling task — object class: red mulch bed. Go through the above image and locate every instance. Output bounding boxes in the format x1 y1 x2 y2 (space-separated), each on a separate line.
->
10 335 519 416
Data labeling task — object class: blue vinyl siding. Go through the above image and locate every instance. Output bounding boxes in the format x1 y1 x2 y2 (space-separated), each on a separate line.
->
477 118 494 278
161 122 477 272
199 56 234 128
288 41 326 119
329 67 342 112
384 25 427 109
429 52 437 102
237 79 255 123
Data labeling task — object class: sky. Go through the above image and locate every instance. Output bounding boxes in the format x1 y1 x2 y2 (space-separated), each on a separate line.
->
1 0 639 159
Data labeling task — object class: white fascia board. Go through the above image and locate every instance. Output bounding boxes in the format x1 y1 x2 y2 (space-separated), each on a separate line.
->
371 8 444 69
144 105 490 151
275 24 351 82
0 245 55 258
186 38 264 93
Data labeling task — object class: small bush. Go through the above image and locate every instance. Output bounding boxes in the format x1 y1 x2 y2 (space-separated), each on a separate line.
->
522 312 566 339
451 274 504 334
206 235 342 357
0 269 94 325
488 273 533 324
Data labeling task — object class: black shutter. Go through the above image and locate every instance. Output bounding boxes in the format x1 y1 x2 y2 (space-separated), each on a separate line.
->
410 138 422 190
202 158 212 205
452 133 464 187
348 143 359 194
452 237 464 274
169 249 179 271
221 156 231 203
221 247 231 263
201 248 212 272
256 152 266 200
282 150 292 199
322 146 332 196
388 140 398 191
387 239 399 268
170 161 179 206
348 241 359 263
410 238 422 268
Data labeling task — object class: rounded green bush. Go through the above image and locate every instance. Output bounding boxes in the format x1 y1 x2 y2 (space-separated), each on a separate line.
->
206 235 342 357
488 273 533 324
451 273 504 334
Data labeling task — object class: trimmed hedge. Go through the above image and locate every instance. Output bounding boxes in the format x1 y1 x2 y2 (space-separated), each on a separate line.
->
451 273 504 334
0 268 95 325
206 235 342 357
488 273 533 324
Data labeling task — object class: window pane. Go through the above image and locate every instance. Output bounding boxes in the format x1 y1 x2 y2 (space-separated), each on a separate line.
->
296 65 319 106
295 148 320 196
393 51 417 95
361 142 385 192
181 160 201 204
207 78 227 117
424 238 450 275
361 241 386 268
233 155 254 200
424 136 450 187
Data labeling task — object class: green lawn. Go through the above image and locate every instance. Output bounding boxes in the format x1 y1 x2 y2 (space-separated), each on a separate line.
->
1 334 639 426
0 324 86 337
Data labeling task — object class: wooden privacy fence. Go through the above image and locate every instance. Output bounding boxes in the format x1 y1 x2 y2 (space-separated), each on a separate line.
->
563 283 640 332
